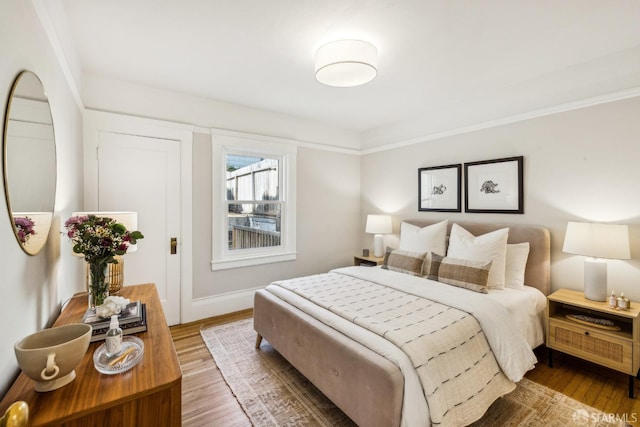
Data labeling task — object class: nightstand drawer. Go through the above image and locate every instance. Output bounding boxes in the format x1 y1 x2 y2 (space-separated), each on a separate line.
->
549 318 633 373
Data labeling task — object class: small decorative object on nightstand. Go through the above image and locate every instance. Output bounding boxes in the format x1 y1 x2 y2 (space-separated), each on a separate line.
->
546 289 640 398
354 254 384 267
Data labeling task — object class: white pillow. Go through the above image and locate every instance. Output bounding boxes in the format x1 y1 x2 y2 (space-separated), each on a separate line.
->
505 242 530 289
446 223 509 289
399 220 447 255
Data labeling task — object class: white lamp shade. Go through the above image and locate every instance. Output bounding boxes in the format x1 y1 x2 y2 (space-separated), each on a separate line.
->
71 212 139 254
365 214 392 234
315 40 378 87
562 221 630 260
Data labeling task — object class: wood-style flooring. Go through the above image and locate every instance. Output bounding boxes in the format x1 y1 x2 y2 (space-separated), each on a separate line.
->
171 309 252 427
170 310 640 426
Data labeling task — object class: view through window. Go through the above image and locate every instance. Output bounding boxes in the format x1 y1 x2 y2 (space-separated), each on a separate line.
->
225 154 281 250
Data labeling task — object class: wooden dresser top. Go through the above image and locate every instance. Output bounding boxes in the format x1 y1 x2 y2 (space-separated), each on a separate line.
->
0 283 181 426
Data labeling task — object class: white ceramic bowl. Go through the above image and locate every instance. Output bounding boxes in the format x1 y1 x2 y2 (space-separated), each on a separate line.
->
14 323 92 392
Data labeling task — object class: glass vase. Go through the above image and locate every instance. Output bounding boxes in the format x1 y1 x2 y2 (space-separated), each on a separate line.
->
87 262 109 312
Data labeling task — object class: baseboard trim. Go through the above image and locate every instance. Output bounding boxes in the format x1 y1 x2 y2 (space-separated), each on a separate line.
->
182 287 261 323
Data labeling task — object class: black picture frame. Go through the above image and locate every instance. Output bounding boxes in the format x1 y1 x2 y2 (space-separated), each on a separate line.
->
418 164 462 212
464 156 524 214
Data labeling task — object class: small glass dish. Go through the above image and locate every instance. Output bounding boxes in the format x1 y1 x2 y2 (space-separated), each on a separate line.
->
93 336 144 375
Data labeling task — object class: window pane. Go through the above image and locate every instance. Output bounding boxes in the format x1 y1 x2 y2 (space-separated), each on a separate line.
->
227 203 281 250
236 173 252 201
254 168 278 201
226 155 279 201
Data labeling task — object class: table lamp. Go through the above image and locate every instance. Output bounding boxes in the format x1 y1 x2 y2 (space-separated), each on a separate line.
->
562 221 630 301
366 214 392 258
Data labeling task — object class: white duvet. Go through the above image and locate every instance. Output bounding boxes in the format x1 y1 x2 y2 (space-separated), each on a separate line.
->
266 266 544 427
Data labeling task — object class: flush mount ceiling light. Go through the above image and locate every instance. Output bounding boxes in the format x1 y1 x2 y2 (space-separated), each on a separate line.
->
315 39 378 87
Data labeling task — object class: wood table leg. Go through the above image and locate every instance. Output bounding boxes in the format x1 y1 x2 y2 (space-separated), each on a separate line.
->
255 334 263 349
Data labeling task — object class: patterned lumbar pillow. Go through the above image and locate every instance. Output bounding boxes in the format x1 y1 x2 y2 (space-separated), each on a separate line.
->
382 248 427 276
428 253 492 293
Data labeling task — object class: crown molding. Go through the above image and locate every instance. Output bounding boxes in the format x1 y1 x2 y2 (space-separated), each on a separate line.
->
362 87 640 155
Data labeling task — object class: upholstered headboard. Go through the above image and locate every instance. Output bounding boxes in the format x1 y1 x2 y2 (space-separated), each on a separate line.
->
407 220 551 295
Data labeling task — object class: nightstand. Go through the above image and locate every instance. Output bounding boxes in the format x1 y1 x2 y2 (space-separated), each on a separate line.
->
546 289 640 398
354 255 384 267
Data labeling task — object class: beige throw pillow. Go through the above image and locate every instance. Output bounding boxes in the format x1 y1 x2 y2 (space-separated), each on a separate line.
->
429 253 492 293
382 248 427 276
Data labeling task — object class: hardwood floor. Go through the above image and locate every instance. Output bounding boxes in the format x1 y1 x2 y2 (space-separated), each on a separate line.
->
527 348 640 426
171 310 252 427
171 311 640 426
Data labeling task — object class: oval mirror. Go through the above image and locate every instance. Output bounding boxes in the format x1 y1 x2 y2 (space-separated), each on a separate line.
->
3 71 57 255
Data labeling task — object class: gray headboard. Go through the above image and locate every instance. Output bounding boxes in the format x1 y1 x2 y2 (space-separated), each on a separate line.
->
406 220 551 295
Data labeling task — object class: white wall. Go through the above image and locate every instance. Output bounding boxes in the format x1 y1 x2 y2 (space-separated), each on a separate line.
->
361 96 640 300
0 0 84 394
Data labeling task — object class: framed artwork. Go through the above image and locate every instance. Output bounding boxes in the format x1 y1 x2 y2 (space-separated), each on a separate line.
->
418 164 461 212
464 156 524 214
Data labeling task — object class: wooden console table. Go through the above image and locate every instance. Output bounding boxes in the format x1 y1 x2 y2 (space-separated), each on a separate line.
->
0 283 182 426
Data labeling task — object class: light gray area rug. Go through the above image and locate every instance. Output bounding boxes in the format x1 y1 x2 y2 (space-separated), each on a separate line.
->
201 318 626 427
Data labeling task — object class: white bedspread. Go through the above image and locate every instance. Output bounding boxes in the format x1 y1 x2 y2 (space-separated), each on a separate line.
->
332 266 538 381
485 285 547 349
266 266 540 427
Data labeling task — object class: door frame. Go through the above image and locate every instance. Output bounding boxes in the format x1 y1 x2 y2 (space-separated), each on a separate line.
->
83 109 193 324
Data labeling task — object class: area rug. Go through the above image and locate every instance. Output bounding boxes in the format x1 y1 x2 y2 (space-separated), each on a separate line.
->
201 318 626 427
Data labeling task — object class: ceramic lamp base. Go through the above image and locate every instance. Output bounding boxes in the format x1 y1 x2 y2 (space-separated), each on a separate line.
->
373 234 384 258
584 258 607 301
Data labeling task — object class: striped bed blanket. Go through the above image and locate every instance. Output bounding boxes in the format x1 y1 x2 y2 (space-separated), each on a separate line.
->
266 266 537 426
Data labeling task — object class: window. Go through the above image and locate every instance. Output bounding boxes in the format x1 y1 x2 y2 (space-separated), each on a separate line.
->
211 130 296 270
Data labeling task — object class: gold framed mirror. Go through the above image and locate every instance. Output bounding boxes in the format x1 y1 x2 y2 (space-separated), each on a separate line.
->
3 71 57 255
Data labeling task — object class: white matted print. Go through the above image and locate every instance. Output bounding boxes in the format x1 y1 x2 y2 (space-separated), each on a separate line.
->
464 156 523 213
418 164 461 212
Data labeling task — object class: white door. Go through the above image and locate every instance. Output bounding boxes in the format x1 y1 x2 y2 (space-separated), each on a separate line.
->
97 132 182 325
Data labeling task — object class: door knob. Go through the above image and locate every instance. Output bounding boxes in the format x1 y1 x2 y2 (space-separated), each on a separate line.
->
170 237 177 255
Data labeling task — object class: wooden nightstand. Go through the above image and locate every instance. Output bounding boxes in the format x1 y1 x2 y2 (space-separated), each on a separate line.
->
354 255 384 267
546 289 640 398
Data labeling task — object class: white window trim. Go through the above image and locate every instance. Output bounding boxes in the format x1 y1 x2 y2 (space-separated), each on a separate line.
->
211 129 297 271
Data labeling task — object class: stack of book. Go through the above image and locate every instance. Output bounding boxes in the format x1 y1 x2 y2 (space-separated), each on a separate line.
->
83 301 147 342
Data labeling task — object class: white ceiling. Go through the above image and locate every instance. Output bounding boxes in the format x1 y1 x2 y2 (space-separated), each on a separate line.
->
54 0 640 146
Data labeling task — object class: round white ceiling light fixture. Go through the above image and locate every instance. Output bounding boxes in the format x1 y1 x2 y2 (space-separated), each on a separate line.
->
315 39 378 88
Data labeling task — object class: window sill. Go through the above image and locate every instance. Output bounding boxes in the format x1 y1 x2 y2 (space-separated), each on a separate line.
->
211 251 297 271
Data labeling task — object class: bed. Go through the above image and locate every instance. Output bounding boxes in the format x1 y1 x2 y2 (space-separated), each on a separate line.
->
253 220 550 427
